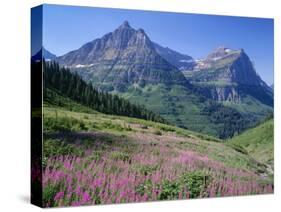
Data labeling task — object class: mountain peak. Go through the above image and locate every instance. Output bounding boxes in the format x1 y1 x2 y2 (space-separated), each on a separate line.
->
137 28 145 34
191 46 270 88
57 20 188 89
207 46 232 59
216 46 227 51
32 47 56 61
119 20 131 29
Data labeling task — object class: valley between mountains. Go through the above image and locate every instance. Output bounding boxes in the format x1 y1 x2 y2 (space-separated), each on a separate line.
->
32 21 274 207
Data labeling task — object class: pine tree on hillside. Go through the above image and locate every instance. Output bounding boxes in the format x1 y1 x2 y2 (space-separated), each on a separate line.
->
42 60 167 124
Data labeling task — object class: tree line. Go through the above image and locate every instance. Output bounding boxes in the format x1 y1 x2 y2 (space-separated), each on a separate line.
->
201 101 253 139
43 61 167 124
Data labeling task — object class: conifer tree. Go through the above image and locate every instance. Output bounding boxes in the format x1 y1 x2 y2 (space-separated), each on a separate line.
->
42 61 166 124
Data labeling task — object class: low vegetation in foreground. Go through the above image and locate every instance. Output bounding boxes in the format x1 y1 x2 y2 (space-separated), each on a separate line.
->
41 98 273 207
228 117 274 169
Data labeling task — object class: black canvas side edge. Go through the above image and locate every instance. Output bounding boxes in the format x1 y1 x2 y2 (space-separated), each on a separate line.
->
31 5 43 208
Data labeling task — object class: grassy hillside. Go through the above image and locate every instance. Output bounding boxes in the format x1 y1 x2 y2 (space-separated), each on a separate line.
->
120 83 251 139
121 84 215 134
41 89 273 207
228 118 274 166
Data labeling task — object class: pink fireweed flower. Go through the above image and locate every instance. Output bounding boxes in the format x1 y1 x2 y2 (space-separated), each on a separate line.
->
66 176 72 185
54 191 64 201
41 141 274 207
64 160 72 170
71 201 81 206
82 191 91 202
93 178 103 187
75 186 82 196
142 193 148 201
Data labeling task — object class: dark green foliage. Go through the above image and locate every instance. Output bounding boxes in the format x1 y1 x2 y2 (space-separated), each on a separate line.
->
100 121 128 131
251 112 273 129
136 171 211 200
43 61 166 124
227 143 248 155
153 130 162 135
238 84 273 107
110 151 131 162
44 88 98 114
158 125 175 132
181 171 211 198
201 101 253 138
159 180 182 200
158 171 211 200
135 180 153 197
88 151 103 162
43 139 82 159
44 115 88 132
42 183 61 207
139 164 159 176
136 179 182 200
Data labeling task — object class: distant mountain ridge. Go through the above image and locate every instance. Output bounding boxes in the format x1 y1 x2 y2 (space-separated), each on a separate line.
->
32 47 56 62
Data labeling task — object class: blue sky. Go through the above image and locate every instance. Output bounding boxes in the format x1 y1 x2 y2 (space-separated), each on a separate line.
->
41 4 274 85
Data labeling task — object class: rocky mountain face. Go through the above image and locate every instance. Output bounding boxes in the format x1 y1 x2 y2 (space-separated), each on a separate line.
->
270 84 274 92
183 47 273 106
193 47 266 86
153 43 195 71
58 21 188 92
